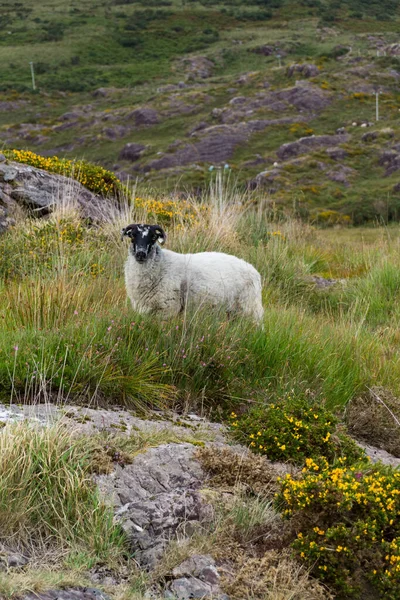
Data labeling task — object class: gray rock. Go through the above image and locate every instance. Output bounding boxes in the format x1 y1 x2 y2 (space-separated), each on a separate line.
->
326 165 355 186
287 63 319 78
0 550 29 569
97 443 213 568
179 56 214 80
326 147 347 160
128 108 159 127
0 153 5 162
145 125 249 171
356 442 400 468
0 161 117 228
249 44 283 57
0 165 18 182
166 577 213 599
172 555 219 585
119 143 146 162
277 133 350 160
20 589 111 600
380 150 400 176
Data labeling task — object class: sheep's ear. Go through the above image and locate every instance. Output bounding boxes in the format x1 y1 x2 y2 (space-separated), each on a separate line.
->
153 226 166 245
121 224 137 241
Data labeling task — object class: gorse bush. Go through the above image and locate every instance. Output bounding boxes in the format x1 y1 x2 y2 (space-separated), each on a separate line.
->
4 149 122 197
229 394 364 465
278 457 400 598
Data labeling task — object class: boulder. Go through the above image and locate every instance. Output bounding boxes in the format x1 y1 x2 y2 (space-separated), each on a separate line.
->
276 133 350 160
379 150 400 176
179 56 214 80
127 107 159 127
145 125 249 171
325 147 348 160
96 443 213 568
249 44 283 57
118 143 146 162
326 165 355 186
0 160 116 227
286 63 320 78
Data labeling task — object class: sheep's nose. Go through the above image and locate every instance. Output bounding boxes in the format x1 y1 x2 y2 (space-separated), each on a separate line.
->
135 250 147 262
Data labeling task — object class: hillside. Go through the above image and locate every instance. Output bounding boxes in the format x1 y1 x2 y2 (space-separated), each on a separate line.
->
1 0 400 223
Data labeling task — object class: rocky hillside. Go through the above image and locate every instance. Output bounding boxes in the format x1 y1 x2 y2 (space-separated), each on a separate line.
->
1 0 400 222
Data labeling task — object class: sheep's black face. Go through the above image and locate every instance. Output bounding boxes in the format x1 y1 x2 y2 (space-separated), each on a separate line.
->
121 224 166 263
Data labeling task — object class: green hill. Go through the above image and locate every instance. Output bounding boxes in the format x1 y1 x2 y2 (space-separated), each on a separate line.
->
1 0 400 222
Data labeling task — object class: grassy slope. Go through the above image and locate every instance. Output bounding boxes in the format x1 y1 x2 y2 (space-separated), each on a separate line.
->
1 0 400 220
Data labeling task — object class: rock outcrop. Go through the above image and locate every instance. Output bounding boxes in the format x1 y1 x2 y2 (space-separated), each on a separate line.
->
97 443 212 568
276 133 350 160
0 158 116 229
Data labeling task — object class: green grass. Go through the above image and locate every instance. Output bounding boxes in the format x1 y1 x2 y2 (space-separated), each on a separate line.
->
1 188 400 412
0 422 125 560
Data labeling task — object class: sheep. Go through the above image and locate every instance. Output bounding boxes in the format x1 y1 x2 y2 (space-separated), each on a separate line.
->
121 223 264 324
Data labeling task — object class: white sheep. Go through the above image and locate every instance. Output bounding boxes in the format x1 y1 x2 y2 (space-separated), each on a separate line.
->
121 223 264 324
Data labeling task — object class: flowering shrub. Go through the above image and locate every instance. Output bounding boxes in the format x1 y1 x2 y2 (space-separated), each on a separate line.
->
0 219 88 279
134 196 209 226
229 395 364 465
289 122 314 138
278 457 400 598
4 149 121 196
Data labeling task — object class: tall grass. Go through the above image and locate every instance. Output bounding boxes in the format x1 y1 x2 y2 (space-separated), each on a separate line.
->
1 180 400 411
0 423 125 560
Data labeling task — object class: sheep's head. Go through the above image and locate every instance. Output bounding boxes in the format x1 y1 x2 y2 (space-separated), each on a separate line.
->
121 223 166 263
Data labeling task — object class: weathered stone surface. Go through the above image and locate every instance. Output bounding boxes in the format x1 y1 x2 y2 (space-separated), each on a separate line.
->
249 44 283 57
326 147 348 160
276 134 350 160
97 443 213 568
357 442 400 468
215 82 331 125
165 577 220 599
0 402 225 442
172 555 220 584
0 550 29 570
179 56 214 80
119 143 146 162
380 150 400 176
128 108 159 127
0 160 116 226
287 63 319 78
21 589 111 600
145 125 249 170
326 165 355 186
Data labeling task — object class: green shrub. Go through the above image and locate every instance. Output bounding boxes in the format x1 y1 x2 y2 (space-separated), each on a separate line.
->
229 394 364 465
278 457 400 599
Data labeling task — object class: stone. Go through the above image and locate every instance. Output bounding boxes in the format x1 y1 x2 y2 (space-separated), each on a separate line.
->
179 56 214 80
276 134 350 160
286 63 319 78
119 143 146 162
172 555 220 585
326 147 347 160
20 588 111 600
96 443 213 568
0 550 29 569
249 44 283 57
326 165 355 186
165 577 213 599
0 160 117 228
128 108 159 127
380 150 400 176
0 153 5 162
145 125 249 171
